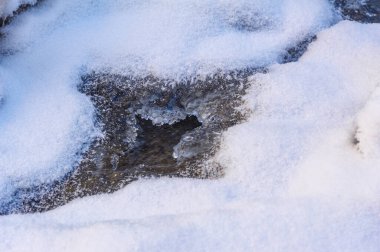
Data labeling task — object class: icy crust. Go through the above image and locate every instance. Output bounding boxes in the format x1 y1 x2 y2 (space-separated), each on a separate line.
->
1 21 380 251
1 70 254 214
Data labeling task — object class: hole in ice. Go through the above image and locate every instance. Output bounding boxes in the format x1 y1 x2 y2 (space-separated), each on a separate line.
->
0 69 255 214
0 0 344 214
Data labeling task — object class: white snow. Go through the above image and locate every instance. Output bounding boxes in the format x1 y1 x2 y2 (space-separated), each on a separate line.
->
1 0 380 251
355 86 380 157
0 0 336 77
0 0 36 17
0 0 335 201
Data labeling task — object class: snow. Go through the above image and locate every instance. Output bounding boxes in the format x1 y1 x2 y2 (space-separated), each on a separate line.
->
0 0 336 77
0 0 335 203
0 0 36 17
1 0 380 251
355 86 380 157
223 21 380 201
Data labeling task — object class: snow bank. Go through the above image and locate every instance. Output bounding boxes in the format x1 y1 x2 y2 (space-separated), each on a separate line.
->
0 0 336 76
223 20 380 201
1 20 380 251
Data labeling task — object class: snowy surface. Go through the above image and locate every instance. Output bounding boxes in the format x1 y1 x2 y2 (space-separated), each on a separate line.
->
0 0 36 17
1 0 380 251
0 0 335 203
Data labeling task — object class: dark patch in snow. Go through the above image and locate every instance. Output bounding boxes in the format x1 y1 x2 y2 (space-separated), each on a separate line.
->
282 36 317 64
333 0 380 23
0 0 43 28
0 69 257 214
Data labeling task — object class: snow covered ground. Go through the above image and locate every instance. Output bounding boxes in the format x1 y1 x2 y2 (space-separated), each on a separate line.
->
0 0 335 208
1 0 380 251
0 0 36 17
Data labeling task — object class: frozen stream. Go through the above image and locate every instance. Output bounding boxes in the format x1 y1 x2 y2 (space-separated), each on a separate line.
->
0 0 380 251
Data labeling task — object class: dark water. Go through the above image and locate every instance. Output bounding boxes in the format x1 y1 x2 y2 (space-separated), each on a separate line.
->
0 70 255 214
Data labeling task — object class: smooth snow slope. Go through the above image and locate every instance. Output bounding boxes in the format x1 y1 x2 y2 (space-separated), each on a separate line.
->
1 20 380 252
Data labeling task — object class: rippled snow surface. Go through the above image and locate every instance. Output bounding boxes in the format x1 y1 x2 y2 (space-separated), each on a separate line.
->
1 0 380 251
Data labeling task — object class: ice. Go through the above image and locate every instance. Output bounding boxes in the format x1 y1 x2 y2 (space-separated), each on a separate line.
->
0 0 336 203
1 19 380 251
1 0 380 250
